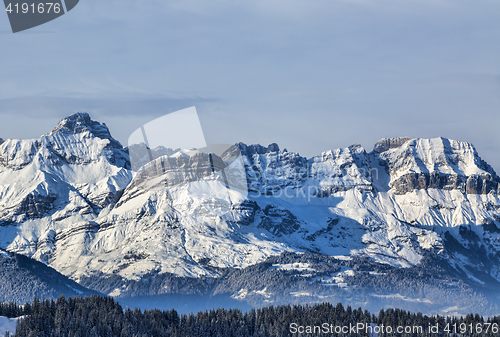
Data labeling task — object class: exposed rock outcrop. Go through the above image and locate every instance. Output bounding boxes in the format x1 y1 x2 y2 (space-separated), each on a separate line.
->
377 137 500 195
466 174 499 194
14 193 57 219
129 152 227 189
236 142 280 157
232 200 260 226
373 137 411 153
390 172 467 194
259 205 302 236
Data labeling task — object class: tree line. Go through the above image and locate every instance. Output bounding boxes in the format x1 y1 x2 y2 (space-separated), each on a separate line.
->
2 295 500 336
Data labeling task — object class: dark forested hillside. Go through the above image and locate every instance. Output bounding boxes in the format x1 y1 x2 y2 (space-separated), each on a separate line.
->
6 296 500 337
0 249 98 304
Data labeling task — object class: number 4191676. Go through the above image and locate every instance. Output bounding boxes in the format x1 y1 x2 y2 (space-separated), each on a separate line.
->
6 3 62 14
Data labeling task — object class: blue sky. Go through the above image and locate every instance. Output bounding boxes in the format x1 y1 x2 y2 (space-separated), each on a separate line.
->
1 0 499 169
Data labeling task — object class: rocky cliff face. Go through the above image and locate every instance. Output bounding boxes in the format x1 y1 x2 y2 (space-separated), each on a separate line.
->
373 137 411 153
375 137 500 195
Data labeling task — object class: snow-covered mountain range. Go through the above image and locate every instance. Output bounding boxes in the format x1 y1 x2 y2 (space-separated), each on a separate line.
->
0 112 499 315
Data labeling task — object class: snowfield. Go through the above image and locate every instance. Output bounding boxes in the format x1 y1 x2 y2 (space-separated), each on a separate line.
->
0 316 20 336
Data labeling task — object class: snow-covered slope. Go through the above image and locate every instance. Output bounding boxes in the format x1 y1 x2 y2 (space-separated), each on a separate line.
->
0 113 500 314
0 316 19 336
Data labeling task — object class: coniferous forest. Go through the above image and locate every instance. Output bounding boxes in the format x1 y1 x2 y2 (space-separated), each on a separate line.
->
2 296 500 337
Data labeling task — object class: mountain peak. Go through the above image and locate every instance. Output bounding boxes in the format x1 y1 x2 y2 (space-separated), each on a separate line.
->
49 112 122 147
0 138 4 146
51 112 95 133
